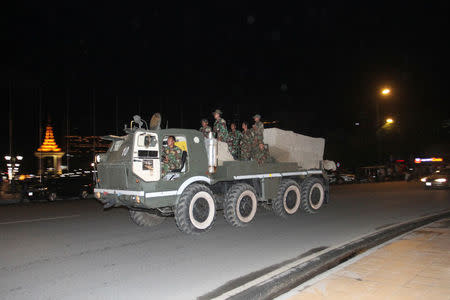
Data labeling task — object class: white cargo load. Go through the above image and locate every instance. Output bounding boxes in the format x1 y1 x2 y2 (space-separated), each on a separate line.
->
217 140 234 165
264 128 325 169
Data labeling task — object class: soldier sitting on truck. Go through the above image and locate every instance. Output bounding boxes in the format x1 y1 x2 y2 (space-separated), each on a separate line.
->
199 118 212 138
253 143 270 165
161 136 183 177
240 122 254 160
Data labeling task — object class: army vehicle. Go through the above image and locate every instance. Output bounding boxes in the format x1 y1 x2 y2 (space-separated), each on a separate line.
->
94 115 329 234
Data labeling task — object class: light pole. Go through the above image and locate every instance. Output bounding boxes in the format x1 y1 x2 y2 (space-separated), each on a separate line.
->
376 87 391 163
4 155 23 182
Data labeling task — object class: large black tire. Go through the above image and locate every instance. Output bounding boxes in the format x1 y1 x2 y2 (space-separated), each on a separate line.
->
273 179 301 218
175 184 216 234
224 183 258 227
301 177 325 214
129 210 166 227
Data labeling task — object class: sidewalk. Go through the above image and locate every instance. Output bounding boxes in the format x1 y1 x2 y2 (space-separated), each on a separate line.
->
278 218 450 300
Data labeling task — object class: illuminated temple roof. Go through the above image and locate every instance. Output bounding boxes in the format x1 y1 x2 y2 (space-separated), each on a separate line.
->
37 125 62 152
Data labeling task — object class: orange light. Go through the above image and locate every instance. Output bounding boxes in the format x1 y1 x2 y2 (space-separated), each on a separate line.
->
37 126 62 152
381 88 391 95
432 157 443 162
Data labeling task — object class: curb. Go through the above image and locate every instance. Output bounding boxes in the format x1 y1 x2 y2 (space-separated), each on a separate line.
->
203 209 450 300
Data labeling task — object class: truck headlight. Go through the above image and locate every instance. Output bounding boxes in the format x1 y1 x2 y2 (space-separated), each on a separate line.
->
434 178 447 183
420 177 427 182
95 192 101 199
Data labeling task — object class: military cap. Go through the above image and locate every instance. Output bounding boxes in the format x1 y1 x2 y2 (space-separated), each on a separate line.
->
253 114 261 119
201 118 208 123
212 109 223 115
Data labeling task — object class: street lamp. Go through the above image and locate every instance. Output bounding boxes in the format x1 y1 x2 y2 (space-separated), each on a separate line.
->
375 87 392 163
4 155 23 181
386 118 394 124
381 88 391 96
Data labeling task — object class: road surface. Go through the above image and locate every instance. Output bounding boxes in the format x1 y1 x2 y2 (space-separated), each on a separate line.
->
0 182 449 299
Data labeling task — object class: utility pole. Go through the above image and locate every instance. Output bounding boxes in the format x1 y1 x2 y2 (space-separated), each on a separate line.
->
115 96 119 135
8 81 13 158
92 88 96 164
39 85 43 181
66 88 70 171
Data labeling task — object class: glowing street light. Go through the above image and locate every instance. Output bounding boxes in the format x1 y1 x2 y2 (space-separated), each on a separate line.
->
4 156 11 161
381 88 391 96
386 118 394 124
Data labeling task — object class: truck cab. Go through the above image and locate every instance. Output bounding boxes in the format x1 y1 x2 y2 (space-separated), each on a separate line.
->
95 128 209 211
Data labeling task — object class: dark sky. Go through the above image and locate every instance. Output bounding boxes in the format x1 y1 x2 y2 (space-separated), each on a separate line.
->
2 1 450 171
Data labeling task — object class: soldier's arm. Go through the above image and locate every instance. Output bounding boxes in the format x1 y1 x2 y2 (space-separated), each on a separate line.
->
174 149 183 169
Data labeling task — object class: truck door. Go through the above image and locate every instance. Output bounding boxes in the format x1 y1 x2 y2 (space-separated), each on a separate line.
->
132 132 161 182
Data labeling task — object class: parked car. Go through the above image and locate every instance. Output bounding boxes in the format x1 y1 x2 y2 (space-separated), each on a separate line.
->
420 168 449 189
23 173 94 201
328 170 357 184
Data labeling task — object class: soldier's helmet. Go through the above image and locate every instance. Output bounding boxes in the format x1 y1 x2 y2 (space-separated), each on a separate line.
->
212 109 223 115
253 114 261 119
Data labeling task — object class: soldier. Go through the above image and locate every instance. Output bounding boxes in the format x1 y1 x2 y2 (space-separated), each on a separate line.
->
212 109 228 142
252 114 264 145
227 122 242 160
161 136 183 177
199 118 212 138
240 122 254 160
253 143 270 165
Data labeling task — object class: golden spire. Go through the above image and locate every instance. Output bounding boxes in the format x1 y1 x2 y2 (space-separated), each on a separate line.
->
37 125 62 152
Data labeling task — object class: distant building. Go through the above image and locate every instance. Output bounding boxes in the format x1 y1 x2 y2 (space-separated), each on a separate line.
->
63 136 111 170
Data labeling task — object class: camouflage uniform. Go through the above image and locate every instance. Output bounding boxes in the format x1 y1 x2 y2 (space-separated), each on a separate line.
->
199 126 212 138
240 129 254 160
161 145 183 177
251 121 264 157
253 121 264 144
253 145 270 165
213 118 228 142
227 130 243 160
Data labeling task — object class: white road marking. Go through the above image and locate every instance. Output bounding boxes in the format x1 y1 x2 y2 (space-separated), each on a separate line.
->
0 214 80 225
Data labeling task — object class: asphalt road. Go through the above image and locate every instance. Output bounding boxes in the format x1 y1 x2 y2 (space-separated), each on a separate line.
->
0 182 449 300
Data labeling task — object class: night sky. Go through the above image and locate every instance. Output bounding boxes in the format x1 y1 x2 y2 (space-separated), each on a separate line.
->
2 2 450 172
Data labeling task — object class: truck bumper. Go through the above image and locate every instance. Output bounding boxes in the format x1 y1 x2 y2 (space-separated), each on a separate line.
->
94 188 145 208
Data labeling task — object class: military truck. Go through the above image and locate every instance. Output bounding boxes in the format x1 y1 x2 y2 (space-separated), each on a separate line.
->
94 115 329 234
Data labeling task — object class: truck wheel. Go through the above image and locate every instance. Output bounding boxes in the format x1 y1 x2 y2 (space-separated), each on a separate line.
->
301 177 325 214
273 180 301 218
224 183 258 227
175 184 216 234
129 210 166 227
48 192 57 202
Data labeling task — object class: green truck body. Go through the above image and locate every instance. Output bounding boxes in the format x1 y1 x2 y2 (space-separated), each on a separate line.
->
94 126 329 234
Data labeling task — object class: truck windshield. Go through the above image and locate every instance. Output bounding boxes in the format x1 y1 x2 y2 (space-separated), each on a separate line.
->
110 140 124 152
